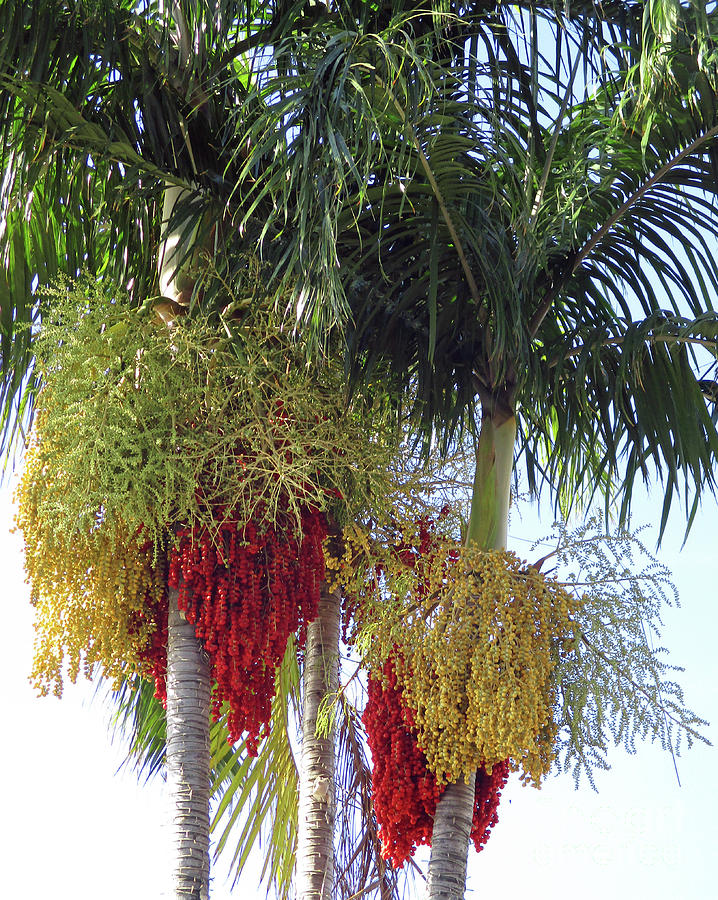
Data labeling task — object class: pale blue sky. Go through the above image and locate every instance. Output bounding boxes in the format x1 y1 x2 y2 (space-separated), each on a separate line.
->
2 474 715 899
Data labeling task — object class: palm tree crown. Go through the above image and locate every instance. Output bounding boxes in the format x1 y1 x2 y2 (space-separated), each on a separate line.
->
233 1 718 530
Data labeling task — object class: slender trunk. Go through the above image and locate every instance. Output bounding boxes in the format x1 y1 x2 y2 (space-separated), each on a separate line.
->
426 775 477 900
160 186 212 899
296 584 341 900
166 587 211 899
425 414 517 900
158 183 199 307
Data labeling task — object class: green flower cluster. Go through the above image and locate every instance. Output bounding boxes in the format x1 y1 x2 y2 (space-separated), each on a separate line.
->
25 275 397 552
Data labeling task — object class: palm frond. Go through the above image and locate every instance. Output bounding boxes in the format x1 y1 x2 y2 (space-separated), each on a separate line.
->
0 0 320 453
210 640 300 900
109 675 167 783
521 313 718 532
288 3 718 529
334 690 408 900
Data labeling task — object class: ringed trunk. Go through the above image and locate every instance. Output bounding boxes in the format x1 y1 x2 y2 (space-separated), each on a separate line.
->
296 583 341 900
166 587 211 899
159 185 212 899
158 183 200 308
425 413 517 900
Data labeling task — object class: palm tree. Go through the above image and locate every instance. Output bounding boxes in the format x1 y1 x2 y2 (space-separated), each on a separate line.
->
226 2 718 897
113 632 404 900
0 3 359 898
0 6 425 897
4 4 718 900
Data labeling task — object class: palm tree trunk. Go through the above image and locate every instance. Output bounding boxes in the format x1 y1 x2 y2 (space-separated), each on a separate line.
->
158 183 199 308
426 413 516 900
296 583 341 900
426 774 477 900
166 587 211 899
160 186 211 899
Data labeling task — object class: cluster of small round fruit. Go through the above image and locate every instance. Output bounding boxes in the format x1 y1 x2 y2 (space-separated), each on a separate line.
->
166 508 327 750
396 546 577 786
363 657 509 868
327 511 578 789
20 416 328 753
17 436 167 697
134 581 169 703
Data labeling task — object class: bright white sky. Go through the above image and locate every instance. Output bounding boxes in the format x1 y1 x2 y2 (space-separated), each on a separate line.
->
2 472 716 900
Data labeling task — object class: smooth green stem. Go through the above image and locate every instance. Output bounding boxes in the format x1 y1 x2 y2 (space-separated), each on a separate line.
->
465 415 517 551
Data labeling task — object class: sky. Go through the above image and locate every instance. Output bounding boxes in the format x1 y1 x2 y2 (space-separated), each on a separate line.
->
2 473 716 900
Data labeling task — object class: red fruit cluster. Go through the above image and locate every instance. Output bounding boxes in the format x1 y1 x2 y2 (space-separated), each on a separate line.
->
363 658 509 868
139 508 326 752
167 507 327 751
338 512 457 645
472 757 510 853
364 658 440 866
384 509 459 603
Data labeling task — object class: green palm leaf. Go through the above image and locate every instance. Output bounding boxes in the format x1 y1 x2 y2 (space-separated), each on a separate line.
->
256 2 718 531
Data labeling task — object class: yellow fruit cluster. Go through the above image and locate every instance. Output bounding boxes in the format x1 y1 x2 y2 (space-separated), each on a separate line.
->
324 523 370 589
16 437 165 696
333 522 579 788
400 548 577 786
